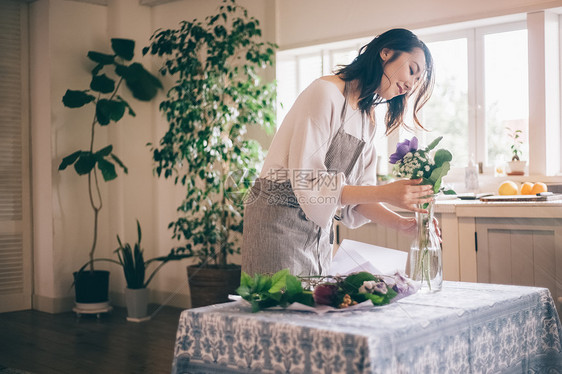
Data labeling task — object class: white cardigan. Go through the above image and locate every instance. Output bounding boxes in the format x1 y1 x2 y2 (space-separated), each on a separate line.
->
261 78 378 230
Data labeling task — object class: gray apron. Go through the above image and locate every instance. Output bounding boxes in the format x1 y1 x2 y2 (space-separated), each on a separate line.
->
242 82 366 276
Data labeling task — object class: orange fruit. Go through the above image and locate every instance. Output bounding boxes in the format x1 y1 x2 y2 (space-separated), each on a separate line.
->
498 181 518 195
531 182 547 195
520 182 533 195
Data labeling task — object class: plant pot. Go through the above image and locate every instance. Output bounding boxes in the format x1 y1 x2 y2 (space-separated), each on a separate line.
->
73 270 110 304
187 265 241 308
125 287 149 320
507 160 526 176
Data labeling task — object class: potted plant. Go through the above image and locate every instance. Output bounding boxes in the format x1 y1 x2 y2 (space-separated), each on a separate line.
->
506 127 526 176
143 0 277 308
59 38 162 309
82 220 193 320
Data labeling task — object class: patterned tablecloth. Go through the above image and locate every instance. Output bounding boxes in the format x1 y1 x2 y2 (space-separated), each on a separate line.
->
171 281 562 373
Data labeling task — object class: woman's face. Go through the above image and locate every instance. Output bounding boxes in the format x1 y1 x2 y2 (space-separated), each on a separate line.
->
377 47 426 100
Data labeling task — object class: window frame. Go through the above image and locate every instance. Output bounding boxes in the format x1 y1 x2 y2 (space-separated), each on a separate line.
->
420 21 528 173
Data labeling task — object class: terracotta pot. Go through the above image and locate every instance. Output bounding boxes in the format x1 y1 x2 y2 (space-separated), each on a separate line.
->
187 265 241 308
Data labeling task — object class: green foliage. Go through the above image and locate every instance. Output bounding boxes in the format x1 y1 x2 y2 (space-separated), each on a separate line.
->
144 0 277 267
114 220 193 289
59 38 162 270
507 127 523 161
237 270 314 313
237 270 400 313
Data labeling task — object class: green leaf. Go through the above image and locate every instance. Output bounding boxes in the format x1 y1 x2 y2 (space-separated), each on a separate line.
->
97 158 117 181
115 64 127 78
87 51 114 65
236 285 250 298
96 145 113 157
62 90 95 108
239 271 253 288
284 274 303 297
90 74 115 94
443 189 456 195
269 269 289 293
291 291 314 306
255 274 271 293
96 99 126 125
111 38 135 61
59 150 81 170
428 161 451 194
121 63 163 101
74 152 96 175
425 136 443 151
434 149 453 168
110 153 128 173
362 292 386 305
92 64 103 76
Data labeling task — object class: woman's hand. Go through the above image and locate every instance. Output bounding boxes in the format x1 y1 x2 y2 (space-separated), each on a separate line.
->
395 216 417 236
395 215 442 242
377 178 434 212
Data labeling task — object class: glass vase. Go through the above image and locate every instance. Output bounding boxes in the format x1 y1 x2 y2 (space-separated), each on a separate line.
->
408 201 442 292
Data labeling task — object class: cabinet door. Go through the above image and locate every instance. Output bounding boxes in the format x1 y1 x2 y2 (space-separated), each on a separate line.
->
476 218 562 305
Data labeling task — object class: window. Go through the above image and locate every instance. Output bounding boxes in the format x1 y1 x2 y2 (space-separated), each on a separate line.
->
420 22 528 171
422 37 469 167
483 27 529 166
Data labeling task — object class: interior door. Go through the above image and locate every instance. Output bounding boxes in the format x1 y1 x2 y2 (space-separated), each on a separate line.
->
0 0 32 312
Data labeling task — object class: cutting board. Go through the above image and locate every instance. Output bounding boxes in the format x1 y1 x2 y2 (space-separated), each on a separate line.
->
479 194 562 202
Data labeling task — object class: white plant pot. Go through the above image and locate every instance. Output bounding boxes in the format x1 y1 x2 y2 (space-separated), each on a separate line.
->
507 160 526 176
125 287 149 321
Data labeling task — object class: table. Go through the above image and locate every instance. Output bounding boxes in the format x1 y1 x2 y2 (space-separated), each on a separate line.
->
171 282 562 373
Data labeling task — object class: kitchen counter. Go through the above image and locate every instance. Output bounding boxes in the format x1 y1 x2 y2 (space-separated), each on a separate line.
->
434 197 562 217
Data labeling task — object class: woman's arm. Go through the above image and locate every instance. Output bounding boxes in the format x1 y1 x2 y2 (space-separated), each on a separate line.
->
340 178 433 213
353 203 417 235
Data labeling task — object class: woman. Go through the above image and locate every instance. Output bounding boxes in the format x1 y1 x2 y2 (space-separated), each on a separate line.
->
242 28 435 276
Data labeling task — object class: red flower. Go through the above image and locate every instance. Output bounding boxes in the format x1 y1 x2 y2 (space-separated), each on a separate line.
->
313 284 338 306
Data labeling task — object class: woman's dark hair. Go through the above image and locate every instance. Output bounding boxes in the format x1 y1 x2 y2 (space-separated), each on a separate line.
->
335 28 434 134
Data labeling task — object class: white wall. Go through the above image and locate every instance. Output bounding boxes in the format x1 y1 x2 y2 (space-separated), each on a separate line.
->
275 0 562 48
29 0 562 312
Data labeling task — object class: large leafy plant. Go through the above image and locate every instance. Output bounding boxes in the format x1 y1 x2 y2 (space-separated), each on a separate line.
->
59 39 162 270
144 0 277 267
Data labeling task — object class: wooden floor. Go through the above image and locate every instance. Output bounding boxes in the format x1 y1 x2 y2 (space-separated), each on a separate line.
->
0 305 184 374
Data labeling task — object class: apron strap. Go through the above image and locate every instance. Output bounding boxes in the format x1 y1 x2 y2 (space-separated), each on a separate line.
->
340 80 366 141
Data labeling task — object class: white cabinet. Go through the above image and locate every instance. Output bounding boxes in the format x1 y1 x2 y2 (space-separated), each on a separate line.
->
475 217 562 305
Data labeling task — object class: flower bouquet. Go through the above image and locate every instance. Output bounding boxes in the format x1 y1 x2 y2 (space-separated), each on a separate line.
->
236 269 418 313
389 136 454 292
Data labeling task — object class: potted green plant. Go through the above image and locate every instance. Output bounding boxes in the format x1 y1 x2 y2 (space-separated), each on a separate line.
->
59 38 162 309
506 127 526 176
143 0 277 308
82 220 193 320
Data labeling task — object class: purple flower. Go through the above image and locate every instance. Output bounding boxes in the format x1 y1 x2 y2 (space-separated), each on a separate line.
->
389 136 419 164
313 284 338 306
